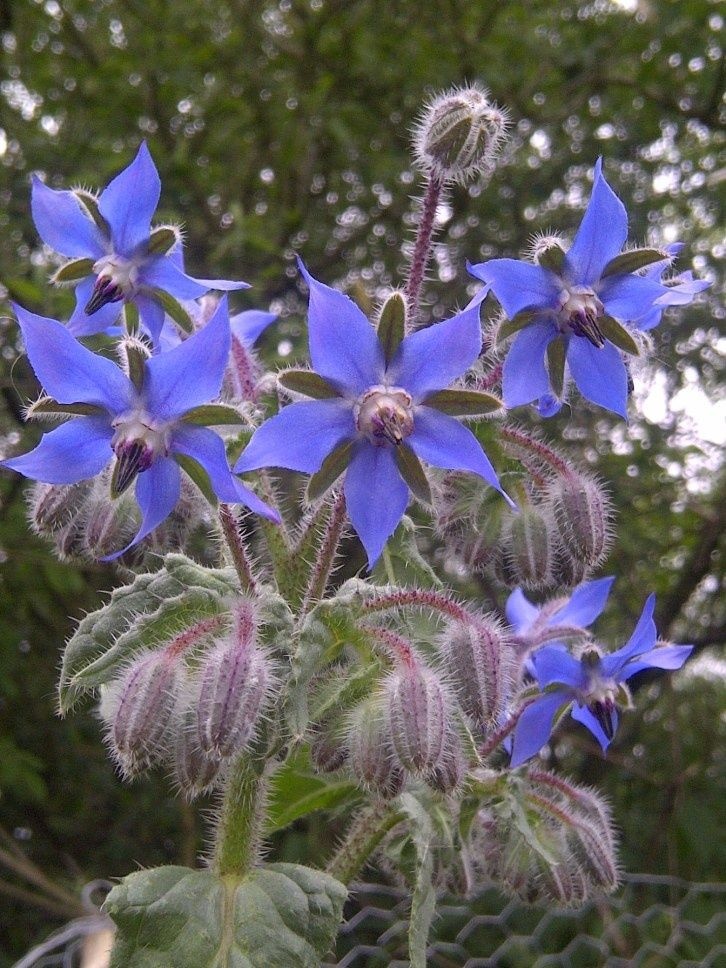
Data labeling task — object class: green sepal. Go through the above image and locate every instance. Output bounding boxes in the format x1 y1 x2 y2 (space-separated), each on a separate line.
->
25 396 104 420
536 244 566 274
182 403 244 426
50 258 94 285
546 337 566 397
278 370 339 399
601 248 667 278
496 309 538 343
124 342 148 393
73 189 110 234
395 444 432 505
147 225 180 256
377 291 407 364
424 388 503 416
174 453 218 505
599 315 640 355
306 440 353 502
123 301 140 336
148 288 195 333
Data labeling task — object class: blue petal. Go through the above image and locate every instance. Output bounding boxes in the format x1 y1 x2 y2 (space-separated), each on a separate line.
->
505 587 539 632
618 644 693 679
570 702 616 751
344 442 409 568
234 399 355 474
3 417 113 484
387 304 482 400
135 294 166 346
502 322 559 408
564 159 627 286
67 278 122 337
532 646 587 689
549 576 615 628
144 298 230 421
230 310 277 346
537 393 563 418
298 260 384 396
599 274 666 320
103 457 181 560
463 283 490 310
30 176 106 259
566 337 628 418
171 424 278 521
408 406 511 502
510 690 570 767
13 304 134 412
98 142 160 257
602 595 657 676
138 256 210 300
654 274 710 305
631 307 664 332
468 258 561 318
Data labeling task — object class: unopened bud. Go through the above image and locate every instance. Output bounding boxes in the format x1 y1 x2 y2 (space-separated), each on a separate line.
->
28 481 91 535
83 487 139 559
427 734 466 794
413 84 509 184
173 707 222 800
386 663 450 773
310 718 348 774
347 697 404 799
441 617 511 726
549 473 612 569
506 504 555 589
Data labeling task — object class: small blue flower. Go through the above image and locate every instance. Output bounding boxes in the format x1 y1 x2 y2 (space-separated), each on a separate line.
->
506 576 615 638
510 594 693 766
32 143 247 343
235 262 511 567
468 159 668 418
3 299 278 557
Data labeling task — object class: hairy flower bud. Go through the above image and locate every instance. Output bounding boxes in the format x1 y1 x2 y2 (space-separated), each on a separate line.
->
83 487 139 560
28 481 91 535
347 697 404 799
427 734 466 794
506 504 555 589
441 617 511 726
548 472 612 570
386 662 450 773
413 84 509 183
173 707 222 800
310 718 348 774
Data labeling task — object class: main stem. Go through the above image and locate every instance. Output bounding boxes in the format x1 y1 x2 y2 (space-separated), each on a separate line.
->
213 754 265 878
326 803 404 885
404 173 443 328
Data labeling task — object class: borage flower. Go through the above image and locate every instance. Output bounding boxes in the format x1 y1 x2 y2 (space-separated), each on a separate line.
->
32 142 247 344
2 299 277 557
510 594 692 766
506 576 615 643
468 159 671 418
235 263 512 567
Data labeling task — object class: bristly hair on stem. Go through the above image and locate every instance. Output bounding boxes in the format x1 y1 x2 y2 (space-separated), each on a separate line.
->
404 173 444 327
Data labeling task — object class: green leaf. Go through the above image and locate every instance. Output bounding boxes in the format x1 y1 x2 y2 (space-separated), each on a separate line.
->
395 444 432 505
601 248 667 277
496 310 538 343
105 863 347 968
399 794 437 968
371 516 441 588
423 388 503 416
546 338 566 396
266 762 359 833
377 291 406 364
599 315 640 355
50 257 94 284
278 370 339 399
306 440 353 502
25 396 104 420
147 225 180 256
148 288 195 333
183 404 244 426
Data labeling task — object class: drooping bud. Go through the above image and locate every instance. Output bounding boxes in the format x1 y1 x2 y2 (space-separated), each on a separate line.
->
347 696 404 799
173 706 223 800
83 486 139 560
413 83 509 184
101 650 182 778
505 504 555 589
548 472 612 571
436 474 507 574
310 717 349 774
427 733 466 794
386 662 450 773
441 617 511 726
28 481 92 536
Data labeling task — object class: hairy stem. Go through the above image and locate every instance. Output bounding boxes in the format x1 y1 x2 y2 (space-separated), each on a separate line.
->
218 504 258 593
301 490 347 612
404 173 443 327
213 755 266 878
326 803 404 885
500 425 574 478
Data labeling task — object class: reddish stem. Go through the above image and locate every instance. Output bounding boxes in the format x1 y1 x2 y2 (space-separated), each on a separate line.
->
404 173 443 327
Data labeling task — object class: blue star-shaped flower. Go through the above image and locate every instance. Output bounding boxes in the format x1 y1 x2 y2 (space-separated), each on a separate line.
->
510 594 693 766
506 576 615 639
468 159 668 418
235 263 511 567
32 142 247 344
3 299 278 557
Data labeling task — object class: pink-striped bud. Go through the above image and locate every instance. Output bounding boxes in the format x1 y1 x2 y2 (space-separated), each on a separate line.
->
347 697 404 799
441 617 511 726
28 481 91 535
427 734 466 794
549 472 612 569
310 718 348 774
506 504 555 589
173 709 222 800
386 663 450 773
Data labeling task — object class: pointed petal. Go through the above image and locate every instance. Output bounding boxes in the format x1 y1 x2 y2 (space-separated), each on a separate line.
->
138 255 210 300
171 424 278 521
408 406 510 502
31 176 106 259
505 587 539 632
135 294 166 345
3 417 112 484
602 595 657 676
502 322 559 408
144 298 230 421
98 142 160 257
468 259 561 317
387 303 482 400
531 646 587 689
618 644 693 678
182 274 249 292
230 310 277 345
549 576 615 628
599 273 666 320
234 399 355 474
344 442 409 568
566 337 628 418
13 304 134 411
298 260 384 396
564 159 628 286
67 278 122 336
570 702 616 751
510 691 570 766
103 457 181 560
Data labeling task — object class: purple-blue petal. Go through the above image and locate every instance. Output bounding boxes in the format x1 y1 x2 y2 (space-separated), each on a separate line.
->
617 644 693 679
502 321 559 408
103 457 181 560
570 702 616 751
3 417 113 484
387 303 482 400
138 256 210 300
510 690 570 767
230 310 277 346
67 278 122 337
344 442 409 568
234 399 355 474
531 645 587 689
566 337 628 418
599 273 666 320
135 294 167 347
30 176 106 259
468 259 561 318
144 298 230 421
298 260 385 396
601 595 658 678
549 576 615 628
505 587 539 632
564 159 627 286
537 393 563 418
98 142 160 258
13 304 134 412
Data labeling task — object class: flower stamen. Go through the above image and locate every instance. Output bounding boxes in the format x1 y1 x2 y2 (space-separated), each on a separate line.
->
557 288 606 349
355 386 414 447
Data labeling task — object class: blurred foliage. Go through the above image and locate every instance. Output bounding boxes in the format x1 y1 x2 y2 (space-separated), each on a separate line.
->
0 0 723 963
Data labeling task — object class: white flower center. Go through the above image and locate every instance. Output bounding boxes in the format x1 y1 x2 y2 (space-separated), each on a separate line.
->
86 255 140 314
354 385 414 447
110 409 171 494
557 286 606 348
